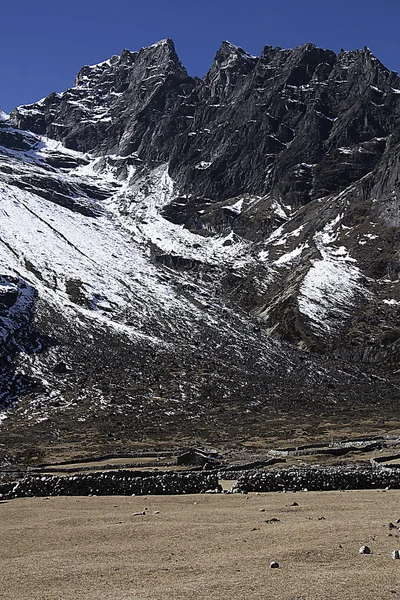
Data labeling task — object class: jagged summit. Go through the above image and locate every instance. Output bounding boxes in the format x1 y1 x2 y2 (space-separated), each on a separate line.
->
74 40 188 90
217 40 257 58
11 38 400 199
1 39 400 463
144 37 175 49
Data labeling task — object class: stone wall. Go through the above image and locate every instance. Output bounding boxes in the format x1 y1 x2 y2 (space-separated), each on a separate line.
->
237 466 400 492
0 470 219 499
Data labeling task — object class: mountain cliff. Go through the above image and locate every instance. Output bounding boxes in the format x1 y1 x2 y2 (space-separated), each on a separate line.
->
1 39 400 465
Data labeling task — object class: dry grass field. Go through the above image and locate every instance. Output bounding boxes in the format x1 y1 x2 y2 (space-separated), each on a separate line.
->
1 490 400 600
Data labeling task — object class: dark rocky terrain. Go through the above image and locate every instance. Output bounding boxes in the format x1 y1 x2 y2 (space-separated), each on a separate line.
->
1 39 400 467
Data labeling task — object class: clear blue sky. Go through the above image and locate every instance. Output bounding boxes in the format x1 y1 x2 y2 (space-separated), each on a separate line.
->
1 0 400 113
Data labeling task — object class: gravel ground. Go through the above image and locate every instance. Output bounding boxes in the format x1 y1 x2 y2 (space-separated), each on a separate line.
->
1 490 400 599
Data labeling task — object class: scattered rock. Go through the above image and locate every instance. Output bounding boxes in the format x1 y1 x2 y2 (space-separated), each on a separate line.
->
53 361 69 374
133 511 145 516
392 550 400 559
359 545 371 554
270 561 280 569
265 518 280 524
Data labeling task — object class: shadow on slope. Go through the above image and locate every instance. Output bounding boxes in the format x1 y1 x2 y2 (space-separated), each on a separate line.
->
0 275 55 408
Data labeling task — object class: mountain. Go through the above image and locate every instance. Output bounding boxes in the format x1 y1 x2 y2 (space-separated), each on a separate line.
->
1 39 400 466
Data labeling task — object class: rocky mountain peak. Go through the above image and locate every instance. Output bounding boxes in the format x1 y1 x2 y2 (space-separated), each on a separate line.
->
9 38 195 156
203 40 258 98
215 40 256 62
74 51 135 88
72 39 187 91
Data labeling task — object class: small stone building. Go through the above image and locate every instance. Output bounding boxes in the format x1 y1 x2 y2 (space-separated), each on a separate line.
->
177 448 222 467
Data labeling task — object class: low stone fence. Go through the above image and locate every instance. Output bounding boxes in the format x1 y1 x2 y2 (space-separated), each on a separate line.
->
237 466 400 492
370 454 400 469
0 470 219 499
268 443 382 458
5 464 400 499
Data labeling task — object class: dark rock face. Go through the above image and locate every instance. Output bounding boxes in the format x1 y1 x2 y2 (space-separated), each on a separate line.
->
11 39 196 160
11 42 400 213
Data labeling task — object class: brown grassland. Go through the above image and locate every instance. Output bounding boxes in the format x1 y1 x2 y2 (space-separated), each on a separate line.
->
1 490 400 600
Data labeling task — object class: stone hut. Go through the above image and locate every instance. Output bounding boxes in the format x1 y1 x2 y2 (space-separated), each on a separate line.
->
177 448 222 467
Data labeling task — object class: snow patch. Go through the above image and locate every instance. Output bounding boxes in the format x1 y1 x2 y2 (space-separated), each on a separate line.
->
273 243 308 266
383 299 400 306
222 199 244 215
338 147 354 155
269 224 305 247
370 85 383 93
298 216 362 334
271 200 289 220
195 161 212 170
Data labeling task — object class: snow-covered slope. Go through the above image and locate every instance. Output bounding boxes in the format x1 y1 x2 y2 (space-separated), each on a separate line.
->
0 123 282 456
0 128 257 342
